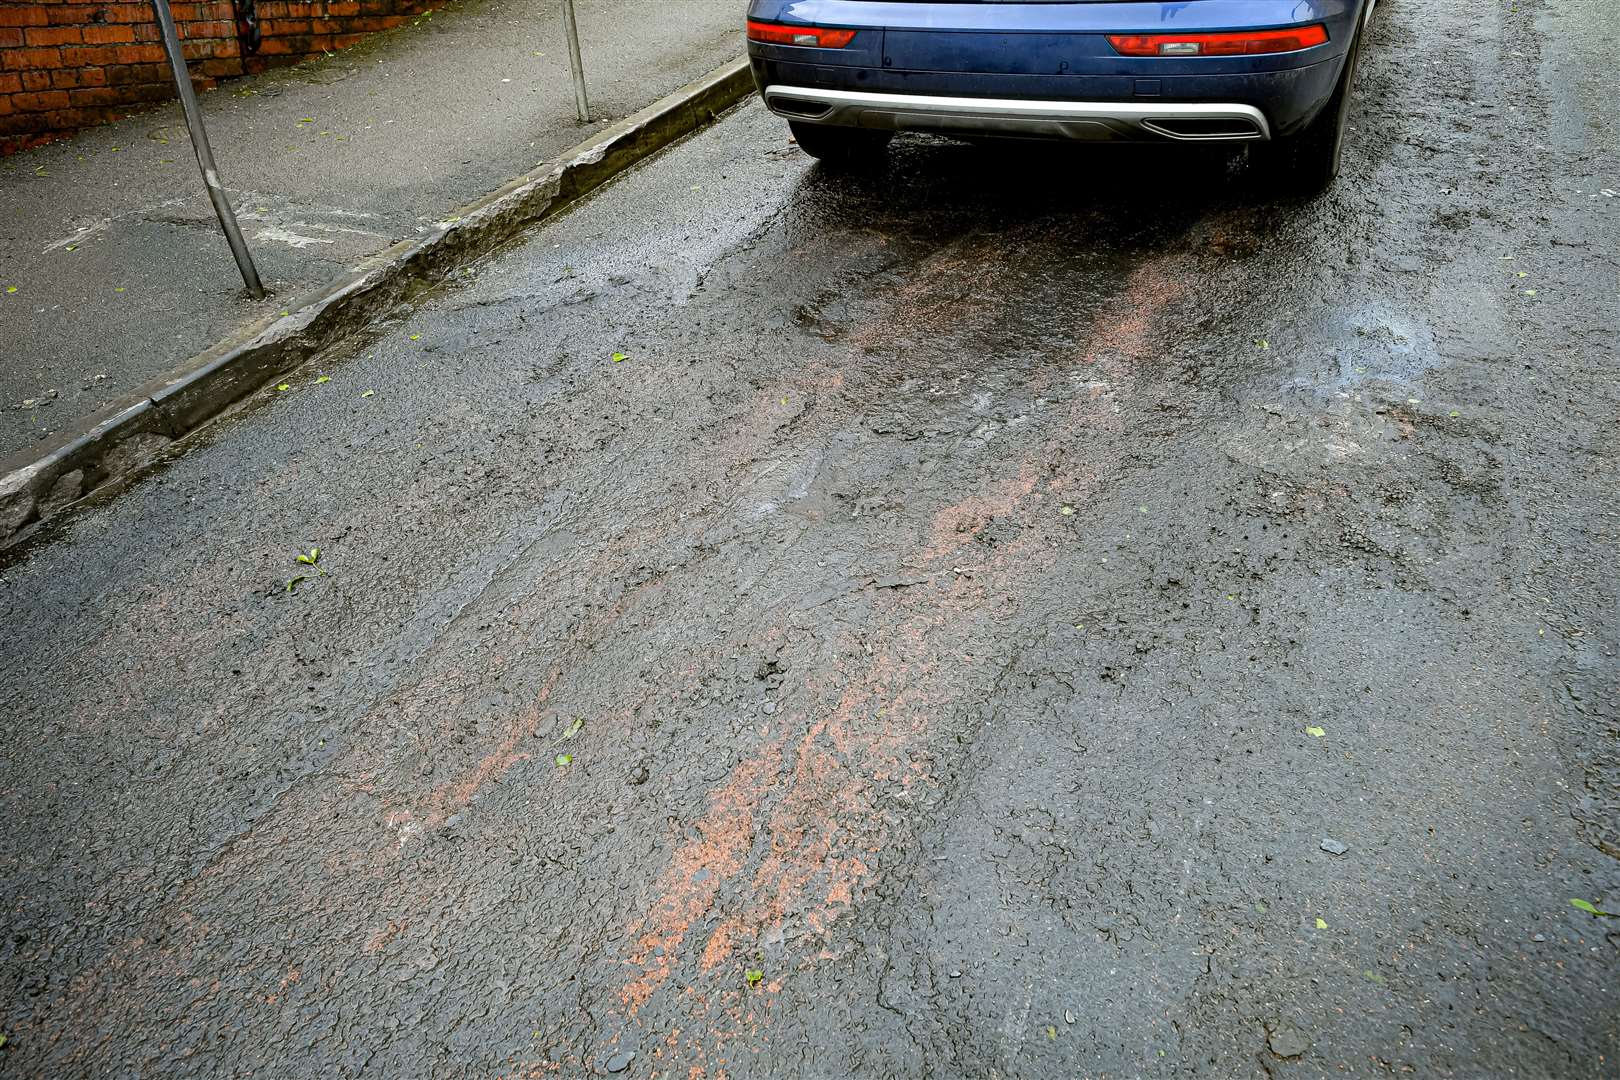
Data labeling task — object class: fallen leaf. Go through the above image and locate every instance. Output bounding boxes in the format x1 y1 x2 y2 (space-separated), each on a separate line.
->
4 287 15 294
555 753 572 767
745 968 764 987
563 717 584 739
286 575 306 593
1571 898 1617 917
1059 505 1075 516
409 333 421 341
1046 1026 1057 1041
612 352 628 363
1314 917 1328 930
361 390 375 398
1305 726 1325 738
295 547 320 566
1255 338 1270 350
114 287 125 293
276 383 291 392
315 375 331 384
1363 969 1386 985
1524 290 1537 297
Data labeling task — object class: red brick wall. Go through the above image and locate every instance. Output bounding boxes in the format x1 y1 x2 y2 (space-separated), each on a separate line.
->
0 1 434 153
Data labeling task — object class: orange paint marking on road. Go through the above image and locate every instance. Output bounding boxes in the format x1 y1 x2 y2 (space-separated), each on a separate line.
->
408 667 563 831
922 462 1040 562
621 746 781 1011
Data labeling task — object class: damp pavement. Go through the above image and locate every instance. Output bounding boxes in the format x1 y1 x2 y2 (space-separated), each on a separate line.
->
1 0 1617 1076
0 0 743 458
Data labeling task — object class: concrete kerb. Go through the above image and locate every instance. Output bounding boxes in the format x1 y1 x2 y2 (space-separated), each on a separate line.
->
0 56 754 546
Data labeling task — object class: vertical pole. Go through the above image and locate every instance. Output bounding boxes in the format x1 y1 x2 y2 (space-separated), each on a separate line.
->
150 0 265 299
561 0 589 124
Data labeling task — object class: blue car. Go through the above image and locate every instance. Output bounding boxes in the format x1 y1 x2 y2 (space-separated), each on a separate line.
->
745 0 1374 193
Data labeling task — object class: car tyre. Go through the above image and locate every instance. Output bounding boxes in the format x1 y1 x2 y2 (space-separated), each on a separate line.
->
789 121 893 165
1256 26 1364 196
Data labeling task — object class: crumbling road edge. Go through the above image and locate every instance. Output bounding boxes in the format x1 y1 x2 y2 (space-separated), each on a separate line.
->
0 56 754 545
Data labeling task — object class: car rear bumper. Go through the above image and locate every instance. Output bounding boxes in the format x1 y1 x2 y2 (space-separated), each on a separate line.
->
764 83 1271 142
749 55 1344 138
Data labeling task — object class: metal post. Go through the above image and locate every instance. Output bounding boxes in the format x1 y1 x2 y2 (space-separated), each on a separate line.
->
561 0 590 124
150 0 265 298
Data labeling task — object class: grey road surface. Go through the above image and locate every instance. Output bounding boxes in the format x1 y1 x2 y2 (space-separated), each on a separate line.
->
2 0 1617 1076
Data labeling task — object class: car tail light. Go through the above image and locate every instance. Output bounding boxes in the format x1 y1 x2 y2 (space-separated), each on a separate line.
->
746 19 857 48
1107 25 1329 57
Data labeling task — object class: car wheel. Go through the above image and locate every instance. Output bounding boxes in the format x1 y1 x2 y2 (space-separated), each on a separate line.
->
788 121 893 165
1257 26 1364 196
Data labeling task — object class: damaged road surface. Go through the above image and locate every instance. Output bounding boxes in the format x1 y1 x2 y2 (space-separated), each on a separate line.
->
1 0 1616 1075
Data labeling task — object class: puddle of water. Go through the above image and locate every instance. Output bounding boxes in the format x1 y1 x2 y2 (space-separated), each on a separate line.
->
1285 300 1438 397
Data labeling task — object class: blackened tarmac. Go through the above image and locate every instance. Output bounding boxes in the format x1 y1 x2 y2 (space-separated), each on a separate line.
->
2 0 1617 1076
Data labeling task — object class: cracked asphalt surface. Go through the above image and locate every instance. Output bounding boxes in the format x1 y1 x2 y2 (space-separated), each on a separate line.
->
2 0 1617 1076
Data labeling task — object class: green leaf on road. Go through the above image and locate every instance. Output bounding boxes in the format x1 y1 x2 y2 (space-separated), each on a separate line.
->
564 718 584 739
276 384 291 392
1363 969 1386 985
1046 1026 1057 1040
745 968 764 987
1059 505 1075 516
1255 339 1270 350
1305 726 1326 738
1571 898 1616 917
5 287 16 294
1314 917 1328 929
612 352 628 363
555 753 572 767
295 547 320 566
361 390 375 398
286 576 306 593
315 375 330 384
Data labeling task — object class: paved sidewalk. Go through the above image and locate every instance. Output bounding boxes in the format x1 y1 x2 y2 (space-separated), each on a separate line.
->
0 0 742 458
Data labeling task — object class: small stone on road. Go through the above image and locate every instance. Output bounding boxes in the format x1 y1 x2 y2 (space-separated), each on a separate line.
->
1268 1024 1310 1058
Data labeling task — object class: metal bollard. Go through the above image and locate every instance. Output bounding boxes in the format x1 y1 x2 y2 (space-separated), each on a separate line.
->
150 0 265 299
561 0 590 124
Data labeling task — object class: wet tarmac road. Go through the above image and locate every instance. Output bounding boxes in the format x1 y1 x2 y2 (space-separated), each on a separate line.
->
2 0 1617 1076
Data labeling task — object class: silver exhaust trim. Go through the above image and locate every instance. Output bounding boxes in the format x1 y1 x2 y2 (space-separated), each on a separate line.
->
763 85 1270 143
